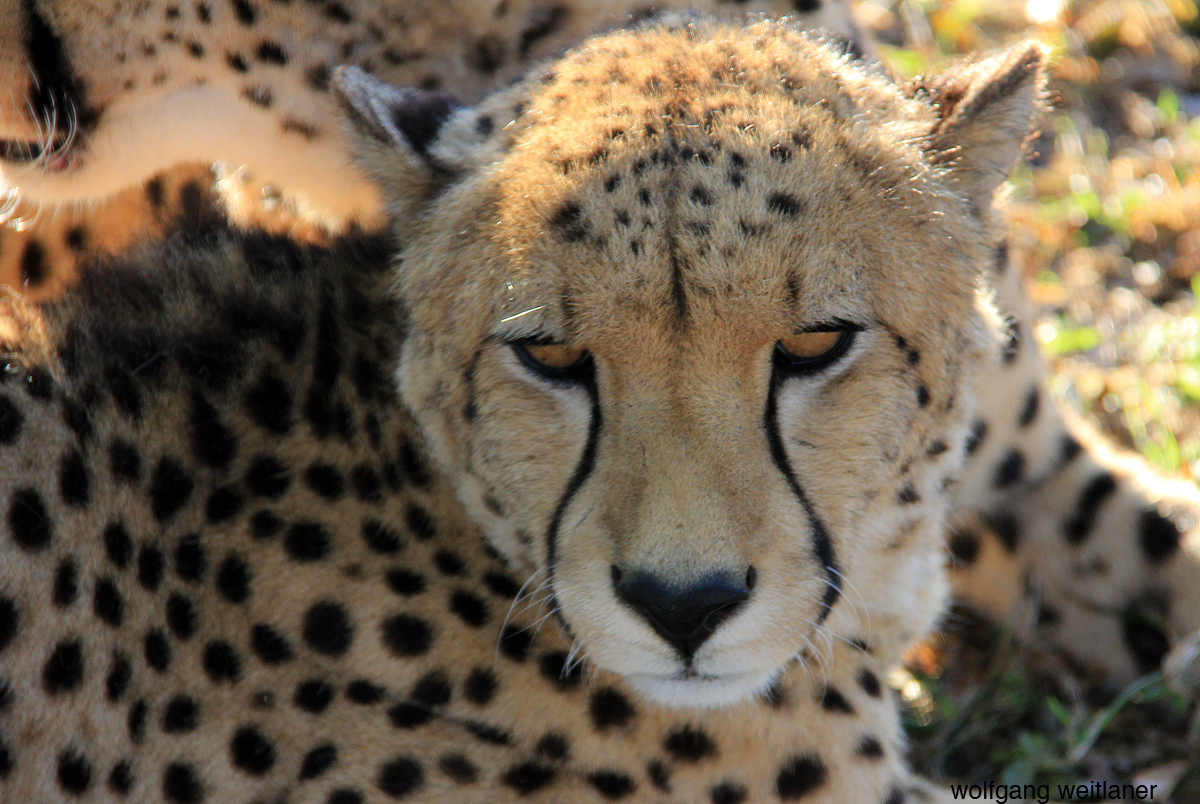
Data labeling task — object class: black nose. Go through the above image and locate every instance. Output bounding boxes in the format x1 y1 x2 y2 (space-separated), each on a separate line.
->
612 567 753 659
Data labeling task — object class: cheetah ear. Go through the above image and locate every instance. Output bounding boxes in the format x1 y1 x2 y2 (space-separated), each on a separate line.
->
332 66 464 222
916 42 1047 214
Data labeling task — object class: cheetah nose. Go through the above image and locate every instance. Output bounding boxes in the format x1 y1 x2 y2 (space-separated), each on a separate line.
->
612 566 753 659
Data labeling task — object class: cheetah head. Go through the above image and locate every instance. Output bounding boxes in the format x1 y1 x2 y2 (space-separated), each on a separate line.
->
337 18 1045 708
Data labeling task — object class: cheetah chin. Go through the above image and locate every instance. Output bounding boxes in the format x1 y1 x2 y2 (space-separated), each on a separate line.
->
623 669 783 709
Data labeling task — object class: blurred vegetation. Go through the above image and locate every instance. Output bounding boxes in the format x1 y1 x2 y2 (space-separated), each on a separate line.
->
863 1 1200 799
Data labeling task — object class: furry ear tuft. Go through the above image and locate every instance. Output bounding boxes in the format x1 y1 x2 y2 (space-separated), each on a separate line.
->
332 67 469 237
333 66 461 156
913 42 1048 213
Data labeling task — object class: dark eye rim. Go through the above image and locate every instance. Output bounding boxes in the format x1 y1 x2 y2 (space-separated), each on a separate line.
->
510 337 595 384
773 322 862 376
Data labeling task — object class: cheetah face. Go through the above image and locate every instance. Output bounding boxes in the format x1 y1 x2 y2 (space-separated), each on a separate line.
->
339 19 1044 707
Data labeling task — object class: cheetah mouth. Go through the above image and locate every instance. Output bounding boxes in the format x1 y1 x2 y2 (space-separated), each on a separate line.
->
0 137 73 170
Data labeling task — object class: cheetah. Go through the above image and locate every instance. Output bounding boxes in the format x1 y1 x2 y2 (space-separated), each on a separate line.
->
0 3 1195 801
1 13 1197 803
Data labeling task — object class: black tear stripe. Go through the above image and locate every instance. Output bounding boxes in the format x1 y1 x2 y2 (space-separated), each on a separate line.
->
22 0 95 132
544 375 603 618
763 376 842 622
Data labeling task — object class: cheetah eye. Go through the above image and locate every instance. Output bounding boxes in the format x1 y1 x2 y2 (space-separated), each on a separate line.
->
512 339 594 383
774 326 858 376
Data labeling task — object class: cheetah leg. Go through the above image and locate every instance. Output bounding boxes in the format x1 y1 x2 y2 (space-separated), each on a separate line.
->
946 240 1200 683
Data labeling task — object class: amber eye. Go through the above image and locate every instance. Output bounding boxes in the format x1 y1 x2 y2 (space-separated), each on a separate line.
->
774 327 858 375
512 339 594 382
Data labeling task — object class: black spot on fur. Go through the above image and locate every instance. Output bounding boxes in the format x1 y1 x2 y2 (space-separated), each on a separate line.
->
386 569 425 596
502 761 555 794
363 520 403 554
985 510 1020 553
433 549 466 576
255 40 287 65
231 726 276 775
244 373 293 434
9 488 52 550
174 534 206 583
1061 434 1083 463
411 671 453 707
166 593 197 639
0 395 21 444
964 420 987 455
406 505 436 539
206 486 243 523
776 755 827 800
285 522 332 562
916 385 931 407
382 613 433 657
947 529 980 565
820 686 855 714
664 725 716 761
304 464 345 500
766 192 803 215
190 391 236 468
106 657 132 700
54 558 78 606
1018 385 1040 427
450 590 489 627
857 668 882 697
216 555 250 603
110 440 142 482
202 640 240 682
589 770 636 799
387 701 432 728
251 624 295 664
518 3 567 56
231 0 256 25
108 760 134 794
857 736 884 758
0 596 16 653
647 760 671 791
590 687 635 730
304 602 354 656
43 639 84 694
347 679 385 704
550 201 590 242
711 781 747 804
20 241 47 287
57 747 92 794
439 754 478 784
103 522 133 569
94 578 123 626
144 630 170 672
162 762 203 803
463 668 497 705
378 756 424 798
246 455 290 498
1121 605 1170 673
163 695 199 733
498 624 532 661
250 510 283 539
993 449 1024 488
300 743 337 780
138 546 164 591
294 679 335 714
150 459 194 522
1140 509 1182 562
1063 472 1118 545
